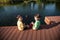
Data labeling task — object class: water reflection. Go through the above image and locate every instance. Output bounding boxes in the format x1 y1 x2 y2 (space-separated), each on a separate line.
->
0 2 60 26
43 3 56 15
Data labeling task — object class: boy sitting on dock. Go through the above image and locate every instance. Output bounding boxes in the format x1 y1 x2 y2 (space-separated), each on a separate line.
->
32 14 41 30
16 15 24 31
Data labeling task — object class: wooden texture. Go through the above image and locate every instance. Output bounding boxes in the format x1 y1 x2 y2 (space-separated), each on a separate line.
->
0 25 60 40
45 16 60 25
0 16 60 40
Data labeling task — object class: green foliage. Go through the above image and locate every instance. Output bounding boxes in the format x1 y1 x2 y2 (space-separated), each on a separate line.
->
36 0 41 4
0 0 10 3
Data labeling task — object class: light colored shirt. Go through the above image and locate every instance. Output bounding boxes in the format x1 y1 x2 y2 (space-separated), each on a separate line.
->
17 20 24 30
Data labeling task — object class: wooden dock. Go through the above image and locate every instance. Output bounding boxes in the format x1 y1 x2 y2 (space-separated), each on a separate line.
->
0 25 60 40
0 16 60 40
45 16 60 25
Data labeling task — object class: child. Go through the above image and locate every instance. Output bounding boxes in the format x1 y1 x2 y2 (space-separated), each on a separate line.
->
16 15 24 31
23 15 31 28
32 14 41 30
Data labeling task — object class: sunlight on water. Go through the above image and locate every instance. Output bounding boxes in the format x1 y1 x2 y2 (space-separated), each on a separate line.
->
0 2 60 26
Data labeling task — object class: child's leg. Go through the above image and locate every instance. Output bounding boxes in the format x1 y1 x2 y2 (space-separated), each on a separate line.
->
18 26 20 30
32 27 37 30
24 25 29 30
18 26 23 31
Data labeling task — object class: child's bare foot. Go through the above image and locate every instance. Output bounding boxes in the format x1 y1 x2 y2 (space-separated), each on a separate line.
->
32 28 37 31
20 30 23 31
26 25 29 28
18 29 24 31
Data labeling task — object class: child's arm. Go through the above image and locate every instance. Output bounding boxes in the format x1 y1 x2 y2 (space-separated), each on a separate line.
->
20 22 24 29
33 21 40 29
31 22 34 25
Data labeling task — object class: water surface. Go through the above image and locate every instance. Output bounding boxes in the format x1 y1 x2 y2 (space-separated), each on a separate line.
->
0 2 60 26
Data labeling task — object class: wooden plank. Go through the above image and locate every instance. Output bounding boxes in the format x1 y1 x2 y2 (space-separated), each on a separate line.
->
17 30 25 40
45 16 60 25
32 30 37 40
0 25 60 40
7 27 17 40
49 28 55 40
58 25 60 40
58 25 60 38
0 27 3 32
45 29 51 40
37 30 40 40
12 28 20 40
11 28 17 40
0 27 7 32
3 27 14 40
27 29 33 40
0 27 5 33
48 25 60 40
21 30 29 40
0 27 11 39
44 17 51 25
48 16 60 22
40 29 46 40
52 25 60 40
0 28 7 38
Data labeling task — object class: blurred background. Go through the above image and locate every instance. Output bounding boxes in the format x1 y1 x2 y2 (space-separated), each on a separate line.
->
0 0 60 26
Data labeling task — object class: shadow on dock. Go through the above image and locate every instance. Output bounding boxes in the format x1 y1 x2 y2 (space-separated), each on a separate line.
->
23 22 60 31
40 22 60 29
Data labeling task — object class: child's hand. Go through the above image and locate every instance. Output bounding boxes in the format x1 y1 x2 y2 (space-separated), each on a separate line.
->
26 25 29 28
31 22 34 25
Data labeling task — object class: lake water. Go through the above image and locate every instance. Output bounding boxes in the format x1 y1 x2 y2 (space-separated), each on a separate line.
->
0 2 60 26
